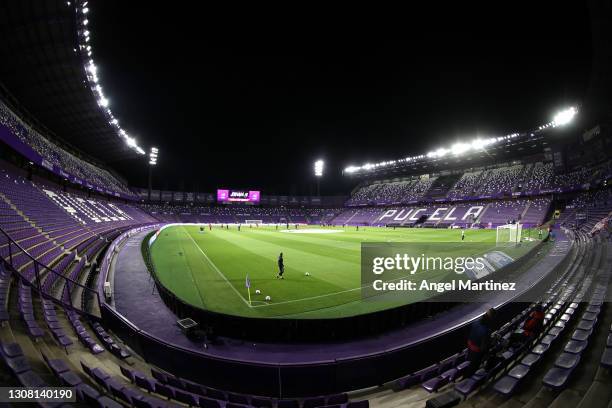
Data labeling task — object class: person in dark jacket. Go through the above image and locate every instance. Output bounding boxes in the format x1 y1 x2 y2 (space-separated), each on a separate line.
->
465 308 496 377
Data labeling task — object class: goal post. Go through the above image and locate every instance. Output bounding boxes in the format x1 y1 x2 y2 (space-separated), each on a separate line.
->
245 220 263 225
496 223 522 246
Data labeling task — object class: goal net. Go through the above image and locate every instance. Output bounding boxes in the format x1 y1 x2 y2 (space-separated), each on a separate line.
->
496 224 522 246
245 220 263 225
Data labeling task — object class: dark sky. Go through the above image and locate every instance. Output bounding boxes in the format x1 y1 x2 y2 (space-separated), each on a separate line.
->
90 2 592 195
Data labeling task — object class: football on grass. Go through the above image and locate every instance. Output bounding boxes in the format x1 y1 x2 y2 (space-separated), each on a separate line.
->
255 289 261 294
265 295 271 301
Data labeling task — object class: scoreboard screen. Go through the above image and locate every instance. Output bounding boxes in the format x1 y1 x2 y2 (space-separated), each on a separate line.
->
217 189 260 204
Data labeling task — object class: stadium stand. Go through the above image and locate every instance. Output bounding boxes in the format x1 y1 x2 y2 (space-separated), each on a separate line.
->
0 158 609 407
347 160 612 207
0 101 133 196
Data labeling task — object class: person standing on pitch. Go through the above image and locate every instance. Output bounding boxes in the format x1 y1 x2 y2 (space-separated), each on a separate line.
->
276 252 285 279
461 229 465 241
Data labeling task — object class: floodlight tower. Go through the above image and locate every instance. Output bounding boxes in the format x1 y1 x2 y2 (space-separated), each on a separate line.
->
552 106 578 127
314 159 324 196
148 147 158 201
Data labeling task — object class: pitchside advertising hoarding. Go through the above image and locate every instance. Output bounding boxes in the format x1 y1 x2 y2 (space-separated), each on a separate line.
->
217 189 261 204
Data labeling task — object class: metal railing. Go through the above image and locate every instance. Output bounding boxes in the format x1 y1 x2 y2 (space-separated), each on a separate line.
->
0 226 101 318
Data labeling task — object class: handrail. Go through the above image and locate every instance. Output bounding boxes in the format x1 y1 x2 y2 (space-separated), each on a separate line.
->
0 225 106 318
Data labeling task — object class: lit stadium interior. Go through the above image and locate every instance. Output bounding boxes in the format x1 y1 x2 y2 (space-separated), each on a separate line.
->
0 1 611 407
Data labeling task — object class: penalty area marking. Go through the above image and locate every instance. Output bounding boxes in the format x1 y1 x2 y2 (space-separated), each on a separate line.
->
279 229 344 234
182 227 253 308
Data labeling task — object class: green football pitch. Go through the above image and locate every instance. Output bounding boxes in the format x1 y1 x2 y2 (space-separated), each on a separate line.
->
148 225 541 319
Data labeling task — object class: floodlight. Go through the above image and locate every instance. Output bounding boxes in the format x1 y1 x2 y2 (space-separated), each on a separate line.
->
451 142 470 156
314 160 324 177
552 107 577 127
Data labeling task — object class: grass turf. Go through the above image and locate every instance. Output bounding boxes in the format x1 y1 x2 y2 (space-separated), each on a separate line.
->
149 225 540 319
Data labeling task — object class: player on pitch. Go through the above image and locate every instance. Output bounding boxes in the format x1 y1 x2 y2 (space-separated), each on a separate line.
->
276 252 285 279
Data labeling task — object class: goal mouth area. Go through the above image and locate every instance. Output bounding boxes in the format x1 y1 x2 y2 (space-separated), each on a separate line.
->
244 220 263 224
496 223 523 245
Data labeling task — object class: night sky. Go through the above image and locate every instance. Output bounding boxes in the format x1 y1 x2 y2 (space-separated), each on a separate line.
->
90 2 592 195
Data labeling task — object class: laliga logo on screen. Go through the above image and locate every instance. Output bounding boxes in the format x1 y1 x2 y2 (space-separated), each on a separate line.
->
230 191 249 198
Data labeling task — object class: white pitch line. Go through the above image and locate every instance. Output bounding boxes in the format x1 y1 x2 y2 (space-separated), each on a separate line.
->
250 285 362 308
250 272 425 308
182 227 252 308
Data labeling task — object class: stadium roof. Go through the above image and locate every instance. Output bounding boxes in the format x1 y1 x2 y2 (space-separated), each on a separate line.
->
0 0 143 164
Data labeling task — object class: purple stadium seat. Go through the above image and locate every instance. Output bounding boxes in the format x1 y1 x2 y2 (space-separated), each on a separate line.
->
174 389 198 406
4 355 31 374
43 354 70 375
206 388 227 401
576 320 596 331
585 305 600 313
564 340 588 354
228 393 250 405
135 376 156 393
1 341 23 358
120 365 136 382
493 375 520 396
151 368 168 383
59 370 83 387
521 353 541 367
133 397 155 408
422 368 457 393
17 370 47 387
555 353 581 369
199 397 222 408
571 329 592 342
531 343 550 355
75 383 99 402
540 334 557 345
507 364 530 380
91 367 111 388
154 382 175 399
542 367 573 390
97 395 123 408
455 369 486 396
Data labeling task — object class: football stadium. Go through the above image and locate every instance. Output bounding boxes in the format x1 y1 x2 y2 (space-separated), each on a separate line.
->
0 1 611 407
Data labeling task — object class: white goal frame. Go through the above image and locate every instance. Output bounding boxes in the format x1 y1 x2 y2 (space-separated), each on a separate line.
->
245 220 263 225
496 223 523 245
